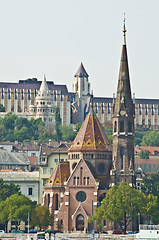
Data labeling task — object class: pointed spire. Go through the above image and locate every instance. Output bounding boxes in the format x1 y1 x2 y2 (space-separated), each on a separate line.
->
74 62 89 78
113 19 133 116
123 14 126 45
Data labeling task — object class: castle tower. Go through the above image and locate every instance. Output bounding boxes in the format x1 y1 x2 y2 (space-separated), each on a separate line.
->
29 75 55 125
110 20 136 187
72 63 91 124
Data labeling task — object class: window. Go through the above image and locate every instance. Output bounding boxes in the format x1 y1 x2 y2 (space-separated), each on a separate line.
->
28 187 32 196
120 120 124 132
76 191 87 202
120 147 124 170
43 168 46 174
50 168 53 174
42 157 45 162
31 153 36 156
55 194 58 210
114 121 117 132
43 179 47 186
54 159 58 163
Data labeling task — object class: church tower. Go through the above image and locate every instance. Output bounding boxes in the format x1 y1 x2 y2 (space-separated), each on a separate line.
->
110 20 136 187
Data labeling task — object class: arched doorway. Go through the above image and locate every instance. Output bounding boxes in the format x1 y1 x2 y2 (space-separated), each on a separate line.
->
76 214 84 231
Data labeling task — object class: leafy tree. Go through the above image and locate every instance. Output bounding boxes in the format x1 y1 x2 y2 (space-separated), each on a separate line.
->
0 104 5 112
89 182 158 234
2 112 17 130
104 128 113 144
141 173 159 200
38 125 55 142
30 205 54 230
141 131 159 146
75 123 81 133
0 179 21 202
60 125 76 141
0 194 36 228
135 131 144 146
139 150 149 159
55 107 62 142
14 126 31 142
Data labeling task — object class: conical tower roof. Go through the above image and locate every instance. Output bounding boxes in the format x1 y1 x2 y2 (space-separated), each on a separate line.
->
69 96 112 152
113 20 134 116
74 62 89 78
36 75 52 101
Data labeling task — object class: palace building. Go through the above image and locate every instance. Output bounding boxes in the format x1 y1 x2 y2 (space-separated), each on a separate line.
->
0 51 159 129
42 22 136 232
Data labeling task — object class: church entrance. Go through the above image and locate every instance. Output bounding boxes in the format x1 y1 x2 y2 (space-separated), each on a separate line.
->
76 214 84 231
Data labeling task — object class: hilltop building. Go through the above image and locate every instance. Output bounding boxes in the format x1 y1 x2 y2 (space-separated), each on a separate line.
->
43 22 136 232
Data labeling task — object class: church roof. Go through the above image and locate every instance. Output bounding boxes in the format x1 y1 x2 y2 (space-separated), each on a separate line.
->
74 63 89 78
45 162 70 187
69 102 112 152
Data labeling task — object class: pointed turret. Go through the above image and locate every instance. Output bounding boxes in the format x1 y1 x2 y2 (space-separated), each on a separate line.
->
74 62 89 78
113 19 134 117
36 75 52 101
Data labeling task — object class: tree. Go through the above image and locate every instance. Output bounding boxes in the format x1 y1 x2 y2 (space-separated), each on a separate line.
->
55 107 62 142
60 125 76 141
0 194 36 229
141 131 159 146
141 173 159 200
90 182 158 234
139 150 149 159
0 179 21 202
0 104 5 112
135 131 144 146
30 205 54 230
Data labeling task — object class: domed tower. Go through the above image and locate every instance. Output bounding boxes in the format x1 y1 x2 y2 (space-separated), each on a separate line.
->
68 93 112 189
29 75 55 125
110 20 136 187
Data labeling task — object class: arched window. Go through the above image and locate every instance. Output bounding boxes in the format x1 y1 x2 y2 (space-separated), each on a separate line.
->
120 121 124 132
55 194 58 210
120 147 124 170
114 121 117 132
80 167 83 185
48 194 50 208
73 177 76 185
77 177 79 185
87 177 89 185
72 162 77 170
128 121 132 132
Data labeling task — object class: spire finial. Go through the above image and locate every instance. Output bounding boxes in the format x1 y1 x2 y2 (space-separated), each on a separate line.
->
123 13 126 45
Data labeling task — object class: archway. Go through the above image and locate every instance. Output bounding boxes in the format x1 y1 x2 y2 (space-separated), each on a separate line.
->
76 214 84 231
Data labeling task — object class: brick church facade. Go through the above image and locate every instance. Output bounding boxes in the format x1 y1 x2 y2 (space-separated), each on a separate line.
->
42 22 136 232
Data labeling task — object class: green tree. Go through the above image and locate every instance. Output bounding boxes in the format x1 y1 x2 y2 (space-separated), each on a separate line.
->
0 104 5 112
0 194 36 229
89 182 158 234
135 131 144 146
141 173 159 200
14 126 31 142
0 179 21 202
60 125 76 141
139 150 149 159
30 205 54 230
141 131 159 146
55 107 62 142
2 112 17 130
104 128 113 144
38 125 55 142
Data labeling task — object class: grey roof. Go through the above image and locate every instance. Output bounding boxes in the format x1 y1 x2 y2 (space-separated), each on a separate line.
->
0 150 29 165
0 80 69 95
74 63 89 78
0 171 39 181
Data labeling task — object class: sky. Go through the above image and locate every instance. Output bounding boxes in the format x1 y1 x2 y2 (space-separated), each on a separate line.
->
0 0 159 99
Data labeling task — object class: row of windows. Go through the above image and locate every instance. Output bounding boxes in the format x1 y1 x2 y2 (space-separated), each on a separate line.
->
69 153 111 160
73 177 90 185
114 121 132 133
43 168 54 174
37 101 52 105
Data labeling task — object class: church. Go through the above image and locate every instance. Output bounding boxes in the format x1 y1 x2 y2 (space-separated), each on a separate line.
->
42 22 136 232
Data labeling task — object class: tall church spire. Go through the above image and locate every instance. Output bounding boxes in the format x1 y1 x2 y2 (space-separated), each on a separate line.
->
111 21 135 187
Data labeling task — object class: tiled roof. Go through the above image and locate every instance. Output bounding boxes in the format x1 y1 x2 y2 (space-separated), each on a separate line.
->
69 108 112 152
13 142 40 151
135 146 159 155
46 162 70 186
28 156 38 165
40 145 54 156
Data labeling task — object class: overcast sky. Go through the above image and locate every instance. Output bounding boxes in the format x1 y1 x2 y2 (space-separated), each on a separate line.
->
0 0 158 99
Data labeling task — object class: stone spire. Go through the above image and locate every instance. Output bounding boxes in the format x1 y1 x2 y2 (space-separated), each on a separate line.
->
113 19 134 117
36 75 52 101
